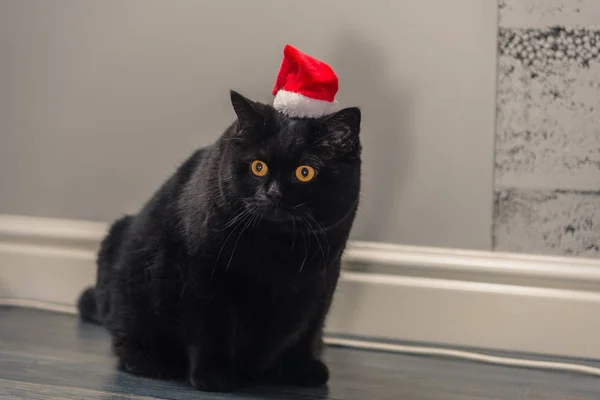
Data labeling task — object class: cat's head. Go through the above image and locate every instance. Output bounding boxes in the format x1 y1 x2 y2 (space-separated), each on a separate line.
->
220 90 361 227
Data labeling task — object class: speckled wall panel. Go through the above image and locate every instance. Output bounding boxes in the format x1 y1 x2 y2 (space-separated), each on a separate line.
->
499 0 600 28
495 0 600 257
494 189 600 257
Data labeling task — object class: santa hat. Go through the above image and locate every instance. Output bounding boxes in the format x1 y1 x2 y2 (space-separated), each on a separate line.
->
272 45 339 118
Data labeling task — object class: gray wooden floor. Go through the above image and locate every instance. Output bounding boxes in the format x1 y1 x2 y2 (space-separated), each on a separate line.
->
1 307 599 399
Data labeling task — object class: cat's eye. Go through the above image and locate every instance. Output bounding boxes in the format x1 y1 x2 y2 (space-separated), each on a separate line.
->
295 165 316 182
250 160 268 177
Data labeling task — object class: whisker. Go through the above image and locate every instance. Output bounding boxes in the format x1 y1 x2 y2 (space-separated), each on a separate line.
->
304 215 327 262
251 210 263 230
298 222 309 273
212 210 252 277
220 208 250 230
291 202 308 210
224 211 255 272
306 212 330 261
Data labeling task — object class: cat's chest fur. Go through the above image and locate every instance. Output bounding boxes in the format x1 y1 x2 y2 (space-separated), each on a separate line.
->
180 244 327 359
179 227 333 349
200 222 339 278
215 268 323 329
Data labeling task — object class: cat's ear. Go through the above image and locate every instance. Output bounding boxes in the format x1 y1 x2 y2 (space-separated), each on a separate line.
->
318 107 361 154
230 90 264 133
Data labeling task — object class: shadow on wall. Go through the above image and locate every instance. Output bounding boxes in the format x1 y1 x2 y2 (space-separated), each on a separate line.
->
327 32 411 331
331 31 412 244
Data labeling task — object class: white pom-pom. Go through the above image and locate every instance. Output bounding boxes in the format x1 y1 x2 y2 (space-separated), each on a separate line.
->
273 91 339 118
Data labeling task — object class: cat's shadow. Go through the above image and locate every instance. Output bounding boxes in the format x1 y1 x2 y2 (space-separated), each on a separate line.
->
329 32 412 328
331 31 411 244
101 371 329 399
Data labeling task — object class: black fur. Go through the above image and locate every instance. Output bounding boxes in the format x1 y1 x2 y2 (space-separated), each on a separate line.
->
77 287 99 324
78 91 361 392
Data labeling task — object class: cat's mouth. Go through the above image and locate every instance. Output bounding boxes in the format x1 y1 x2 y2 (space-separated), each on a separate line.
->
260 203 295 222
248 200 298 222
266 208 290 221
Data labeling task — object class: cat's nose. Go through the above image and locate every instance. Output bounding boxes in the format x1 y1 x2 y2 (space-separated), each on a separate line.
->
266 182 282 202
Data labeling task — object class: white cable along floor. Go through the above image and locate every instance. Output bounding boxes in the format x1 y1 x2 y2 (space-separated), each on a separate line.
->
2 298 600 379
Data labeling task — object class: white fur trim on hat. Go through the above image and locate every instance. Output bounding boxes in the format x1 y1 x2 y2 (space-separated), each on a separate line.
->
273 90 339 118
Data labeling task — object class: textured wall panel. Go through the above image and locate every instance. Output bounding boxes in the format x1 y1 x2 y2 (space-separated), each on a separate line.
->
495 0 600 257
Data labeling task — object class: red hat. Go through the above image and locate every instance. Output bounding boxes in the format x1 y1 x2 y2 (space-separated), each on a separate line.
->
272 45 339 118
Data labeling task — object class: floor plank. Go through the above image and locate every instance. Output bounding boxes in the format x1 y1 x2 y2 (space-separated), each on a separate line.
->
0 379 161 400
0 307 599 399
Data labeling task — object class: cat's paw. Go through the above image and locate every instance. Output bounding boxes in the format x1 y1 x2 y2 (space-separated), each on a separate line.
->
275 358 330 387
118 358 184 380
189 368 240 392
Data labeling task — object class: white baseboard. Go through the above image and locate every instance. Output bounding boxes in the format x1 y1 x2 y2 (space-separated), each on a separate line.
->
1 214 600 360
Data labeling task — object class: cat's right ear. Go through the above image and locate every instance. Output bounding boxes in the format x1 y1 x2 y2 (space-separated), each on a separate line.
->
317 107 361 155
230 90 264 134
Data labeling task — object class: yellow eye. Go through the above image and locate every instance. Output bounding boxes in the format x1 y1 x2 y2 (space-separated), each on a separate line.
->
250 160 268 177
295 165 316 182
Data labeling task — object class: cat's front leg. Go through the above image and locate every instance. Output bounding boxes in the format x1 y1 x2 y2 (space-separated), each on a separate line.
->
182 311 241 393
264 270 338 387
261 276 338 388
239 315 329 387
112 333 187 380
187 342 241 392
266 326 329 387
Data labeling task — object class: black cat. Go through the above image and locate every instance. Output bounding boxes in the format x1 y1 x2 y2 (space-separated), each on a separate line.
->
78 91 361 392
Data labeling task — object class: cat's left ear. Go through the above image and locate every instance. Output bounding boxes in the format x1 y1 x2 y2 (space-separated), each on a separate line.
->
230 90 264 133
318 107 361 154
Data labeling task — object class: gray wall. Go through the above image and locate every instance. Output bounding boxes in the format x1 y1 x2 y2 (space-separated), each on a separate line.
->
0 0 498 250
495 0 600 257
